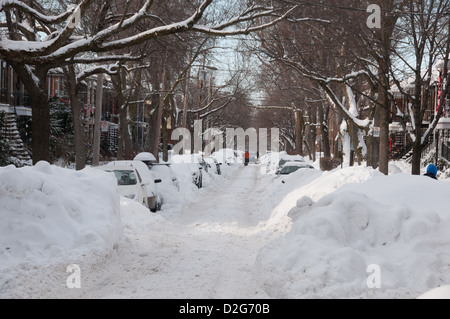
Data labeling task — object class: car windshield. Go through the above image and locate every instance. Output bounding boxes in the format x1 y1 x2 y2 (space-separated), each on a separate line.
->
280 166 302 175
112 170 138 186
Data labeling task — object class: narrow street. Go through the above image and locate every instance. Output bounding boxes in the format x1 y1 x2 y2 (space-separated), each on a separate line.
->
13 165 281 299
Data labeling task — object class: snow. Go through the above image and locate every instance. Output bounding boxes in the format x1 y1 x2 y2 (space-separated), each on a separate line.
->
0 161 122 272
1 157 450 299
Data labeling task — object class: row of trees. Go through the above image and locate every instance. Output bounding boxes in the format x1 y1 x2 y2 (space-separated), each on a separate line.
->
1 1 448 175
249 0 450 175
0 0 295 169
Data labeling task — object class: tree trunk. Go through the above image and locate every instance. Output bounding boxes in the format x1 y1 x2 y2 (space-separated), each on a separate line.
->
118 103 134 160
411 139 422 175
115 68 134 160
294 110 304 156
410 79 424 175
162 115 169 162
92 72 104 166
10 63 50 165
318 104 331 158
309 109 317 161
64 66 87 170
378 95 390 175
411 118 423 175
29 88 50 164
152 68 167 161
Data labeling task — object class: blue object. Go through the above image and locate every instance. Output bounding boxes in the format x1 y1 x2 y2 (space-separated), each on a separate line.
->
427 164 438 176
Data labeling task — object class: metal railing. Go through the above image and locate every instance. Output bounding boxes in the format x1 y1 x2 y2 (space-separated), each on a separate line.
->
0 88 8 104
441 142 450 163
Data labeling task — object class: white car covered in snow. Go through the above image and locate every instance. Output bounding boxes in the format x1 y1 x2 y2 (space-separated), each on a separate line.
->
171 154 204 189
276 154 306 174
98 160 162 212
276 161 315 175
133 152 157 166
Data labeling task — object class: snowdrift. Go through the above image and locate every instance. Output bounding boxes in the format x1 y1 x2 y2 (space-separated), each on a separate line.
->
0 161 122 270
255 167 450 299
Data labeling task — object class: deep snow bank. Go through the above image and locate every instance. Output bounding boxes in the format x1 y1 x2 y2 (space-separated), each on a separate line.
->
255 167 450 299
0 161 122 270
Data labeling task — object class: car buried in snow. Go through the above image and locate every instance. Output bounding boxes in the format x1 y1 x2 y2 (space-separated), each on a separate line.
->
170 154 204 189
276 162 315 175
97 160 163 212
276 154 306 174
203 156 222 175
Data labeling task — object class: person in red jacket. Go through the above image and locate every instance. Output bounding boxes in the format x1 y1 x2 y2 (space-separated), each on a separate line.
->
244 151 250 166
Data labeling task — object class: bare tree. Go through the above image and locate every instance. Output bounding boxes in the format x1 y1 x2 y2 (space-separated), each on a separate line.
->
0 0 294 164
388 0 450 175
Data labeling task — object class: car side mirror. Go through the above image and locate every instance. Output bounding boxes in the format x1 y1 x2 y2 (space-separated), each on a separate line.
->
154 179 162 184
141 181 150 187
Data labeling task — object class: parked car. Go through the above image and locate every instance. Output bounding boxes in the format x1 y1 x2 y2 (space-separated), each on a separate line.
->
204 156 222 175
134 152 157 166
171 154 204 189
276 162 315 175
276 154 306 174
98 160 163 212
134 152 180 191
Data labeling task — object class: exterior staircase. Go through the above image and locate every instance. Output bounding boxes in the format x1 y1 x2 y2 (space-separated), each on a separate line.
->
1 108 32 166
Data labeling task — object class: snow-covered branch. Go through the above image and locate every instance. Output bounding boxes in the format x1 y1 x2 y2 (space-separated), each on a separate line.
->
0 0 81 25
76 64 120 83
0 0 294 67
65 55 143 65
192 6 296 36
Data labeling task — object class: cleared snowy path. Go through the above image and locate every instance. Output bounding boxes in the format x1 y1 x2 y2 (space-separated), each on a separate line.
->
15 164 279 299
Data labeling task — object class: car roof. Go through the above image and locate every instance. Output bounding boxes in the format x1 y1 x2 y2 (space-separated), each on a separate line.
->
280 155 304 161
283 161 313 167
134 152 157 162
104 160 156 178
